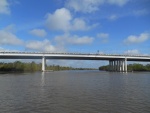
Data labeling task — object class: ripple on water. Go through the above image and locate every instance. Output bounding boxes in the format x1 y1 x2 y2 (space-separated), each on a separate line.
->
0 71 150 113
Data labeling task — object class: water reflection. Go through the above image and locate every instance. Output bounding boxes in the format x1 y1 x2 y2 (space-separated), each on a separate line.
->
41 72 45 87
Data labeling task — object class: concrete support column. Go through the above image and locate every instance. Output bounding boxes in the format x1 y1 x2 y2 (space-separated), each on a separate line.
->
120 60 123 72
109 60 112 71
109 60 111 71
122 60 125 72
112 61 114 71
110 61 113 71
114 60 116 71
109 59 127 73
42 56 46 72
119 61 121 72
117 60 120 72
116 60 119 72
111 61 114 71
116 60 118 72
124 58 127 73
115 60 119 72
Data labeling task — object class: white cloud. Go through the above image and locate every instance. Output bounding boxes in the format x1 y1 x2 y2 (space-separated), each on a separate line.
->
108 14 118 21
45 8 93 32
46 8 72 31
0 30 23 45
97 33 109 43
133 9 149 16
107 0 129 7
0 0 10 14
30 29 47 37
72 18 90 31
55 33 94 45
0 47 20 52
65 0 104 13
26 39 56 52
124 33 150 44
124 49 140 55
65 0 129 13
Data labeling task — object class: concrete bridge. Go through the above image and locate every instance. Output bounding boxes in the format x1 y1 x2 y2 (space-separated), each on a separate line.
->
0 52 150 72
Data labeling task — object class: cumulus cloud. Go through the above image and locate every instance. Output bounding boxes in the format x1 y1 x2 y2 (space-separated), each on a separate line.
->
0 30 23 45
45 8 93 32
65 0 103 13
46 8 72 31
124 49 140 55
55 33 94 45
124 33 150 44
0 0 10 14
26 39 57 52
65 0 129 13
72 18 90 31
97 33 109 43
30 29 47 37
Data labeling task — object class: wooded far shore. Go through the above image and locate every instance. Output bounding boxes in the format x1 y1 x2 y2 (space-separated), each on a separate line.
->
0 61 96 72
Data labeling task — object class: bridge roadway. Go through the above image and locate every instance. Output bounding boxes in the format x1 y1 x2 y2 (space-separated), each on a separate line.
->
0 52 150 72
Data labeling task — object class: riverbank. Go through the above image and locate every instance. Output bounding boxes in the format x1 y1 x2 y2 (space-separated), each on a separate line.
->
99 63 150 72
0 61 96 72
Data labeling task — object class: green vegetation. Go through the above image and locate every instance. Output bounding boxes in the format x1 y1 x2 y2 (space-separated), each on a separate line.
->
127 64 150 71
0 61 96 72
99 65 109 71
99 63 150 72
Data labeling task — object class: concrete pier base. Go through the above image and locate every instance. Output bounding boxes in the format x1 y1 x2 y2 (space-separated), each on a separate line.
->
109 59 127 72
42 56 46 72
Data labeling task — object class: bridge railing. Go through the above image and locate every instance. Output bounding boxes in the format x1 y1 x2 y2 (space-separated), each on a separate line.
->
0 51 149 57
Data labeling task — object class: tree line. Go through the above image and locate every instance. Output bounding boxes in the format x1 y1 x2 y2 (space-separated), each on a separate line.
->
0 61 96 72
99 63 150 72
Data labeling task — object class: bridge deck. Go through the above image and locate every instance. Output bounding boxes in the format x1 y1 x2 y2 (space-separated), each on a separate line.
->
0 52 150 61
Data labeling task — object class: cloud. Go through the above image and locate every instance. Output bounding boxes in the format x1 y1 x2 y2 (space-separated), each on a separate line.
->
133 9 149 16
65 0 104 13
107 0 129 7
45 8 93 32
108 14 118 21
72 18 91 31
46 8 71 31
26 39 57 52
65 0 129 13
124 49 140 55
0 0 10 14
124 33 150 44
55 33 94 45
0 30 23 45
97 33 109 43
30 29 47 37
0 47 20 52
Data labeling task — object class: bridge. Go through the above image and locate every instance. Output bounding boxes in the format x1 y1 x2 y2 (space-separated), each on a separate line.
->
0 52 150 72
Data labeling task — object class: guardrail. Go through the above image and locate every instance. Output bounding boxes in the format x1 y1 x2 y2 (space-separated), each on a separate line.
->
0 51 150 57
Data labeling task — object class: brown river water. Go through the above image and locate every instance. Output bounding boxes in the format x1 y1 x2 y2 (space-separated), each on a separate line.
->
0 70 150 113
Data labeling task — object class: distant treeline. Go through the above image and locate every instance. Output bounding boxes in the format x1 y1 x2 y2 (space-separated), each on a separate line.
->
0 61 95 72
99 63 150 71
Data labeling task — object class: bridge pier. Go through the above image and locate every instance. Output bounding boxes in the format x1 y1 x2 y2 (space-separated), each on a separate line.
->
109 59 127 72
42 56 46 72
125 58 127 73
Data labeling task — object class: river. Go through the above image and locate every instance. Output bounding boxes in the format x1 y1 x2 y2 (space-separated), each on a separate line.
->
0 70 150 113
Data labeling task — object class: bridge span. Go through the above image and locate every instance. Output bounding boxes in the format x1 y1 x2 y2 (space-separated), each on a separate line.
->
0 52 150 72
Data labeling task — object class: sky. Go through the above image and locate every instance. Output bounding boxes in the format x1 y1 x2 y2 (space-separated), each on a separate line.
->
0 0 150 68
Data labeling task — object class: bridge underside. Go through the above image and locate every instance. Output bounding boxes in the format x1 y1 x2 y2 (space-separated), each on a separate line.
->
1 56 150 61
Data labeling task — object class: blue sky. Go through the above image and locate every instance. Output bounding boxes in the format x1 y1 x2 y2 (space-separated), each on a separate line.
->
0 0 150 67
